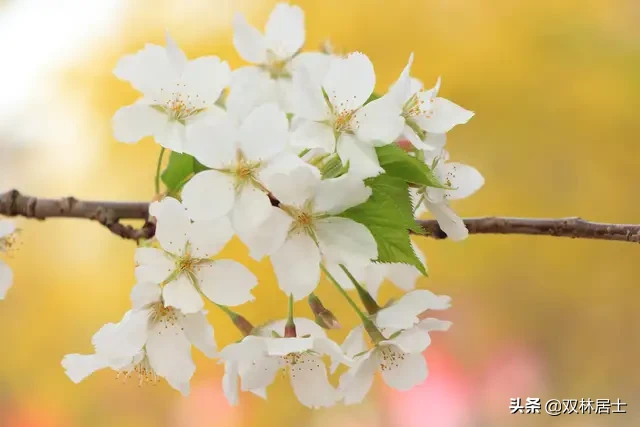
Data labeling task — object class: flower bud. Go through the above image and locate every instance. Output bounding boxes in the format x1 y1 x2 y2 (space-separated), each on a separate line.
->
308 293 341 330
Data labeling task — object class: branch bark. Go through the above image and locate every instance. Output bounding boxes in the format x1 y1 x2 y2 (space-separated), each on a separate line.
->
1 190 639 243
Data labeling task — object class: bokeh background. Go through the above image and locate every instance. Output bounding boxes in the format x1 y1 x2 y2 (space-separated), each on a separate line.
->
0 0 639 426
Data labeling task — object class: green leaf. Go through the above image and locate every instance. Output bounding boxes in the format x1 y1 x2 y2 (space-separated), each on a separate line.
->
376 144 446 188
161 152 209 193
340 174 426 274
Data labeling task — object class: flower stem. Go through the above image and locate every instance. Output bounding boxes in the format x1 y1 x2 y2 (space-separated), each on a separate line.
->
338 264 381 315
154 147 166 195
320 264 369 323
285 293 297 337
215 303 254 336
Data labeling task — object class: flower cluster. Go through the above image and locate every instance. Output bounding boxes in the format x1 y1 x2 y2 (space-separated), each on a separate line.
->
61 3 484 408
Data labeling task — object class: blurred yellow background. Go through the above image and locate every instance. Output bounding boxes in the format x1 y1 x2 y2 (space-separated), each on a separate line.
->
0 0 638 426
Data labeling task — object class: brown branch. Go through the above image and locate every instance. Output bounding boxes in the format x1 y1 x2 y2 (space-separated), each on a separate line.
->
1 190 639 243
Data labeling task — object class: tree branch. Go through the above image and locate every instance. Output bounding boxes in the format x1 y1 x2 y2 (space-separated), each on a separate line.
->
1 190 638 243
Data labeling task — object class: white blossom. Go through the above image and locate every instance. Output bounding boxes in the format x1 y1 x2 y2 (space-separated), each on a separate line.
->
242 165 378 299
388 53 473 150
135 197 258 314
414 149 484 241
291 52 405 178
180 103 300 235
112 32 230 152
219 318 350 408
61 282 217 395
0 219 16 299
337 290 451 404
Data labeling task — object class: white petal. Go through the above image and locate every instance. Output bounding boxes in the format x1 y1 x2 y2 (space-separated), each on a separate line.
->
339 352 377 405
292 52 332 89
262 164 320 208
183 118 237 169
0 259 13 300
387 53 414 107
424 132 447 151
289 353 337 408
271 232 321 300
353 96 404 144
146 321 195 395
156 120 188 152
164 32 188 72
265 3 305 58
424 200 468 241
323 53 374 112
196 259 257 306
378 346 428 391
418 318 452 333
163 274 204 314
361 264 386 300
130 282 162 309
237 103 288 161
384 326 432 354
0 220 16 237
61 354 109 384
134 247 174 284
289 120 335 151
181 56 230 104
385 263 422 293
315 217 378 266
402 124 433 151
180 312 217 358
231 65 270 88
149 197 191 255
219 336 268 363
233 13 267 64
313 336 352 367
222 360 240 405
181 170 236 221
231 185 274 236
441 163 484 200
261 318 328 339
336 134 383 179
92 309 150 359
331 324 366 374
236 206 293 261
113 43 177 94
265 337 314 356
240 355 282 390
112 103 166 144
419 96 474 134
375 289 450 330
227 69 276 120
291 66 330 121
314 173 372 214
188 217 234 258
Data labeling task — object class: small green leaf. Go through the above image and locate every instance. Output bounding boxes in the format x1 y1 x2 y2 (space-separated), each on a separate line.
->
376 144 445 188
340 174 426 274
161 152 209 193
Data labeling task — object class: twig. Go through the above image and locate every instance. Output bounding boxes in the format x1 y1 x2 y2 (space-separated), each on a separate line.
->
1 190 639 243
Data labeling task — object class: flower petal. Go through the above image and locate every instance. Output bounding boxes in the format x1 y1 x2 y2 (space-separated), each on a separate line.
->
231 184 274 237
188 216 234 258
61 354 109 384
418 318 453 333
164 32 188 72
0 220 16 237
385 326 432 354
339 352 377 405
289 353 337 408
92 309 150 359
315 217 378 267
314 173 372 215
130 282 162 309
323 52 374 112
336 134 383 179
222 360 240 405
271 232 321 300
265 337 314 356
417 95 474 134
387 53 414 107
289 120 335 151
113 43 177 94
313 336 352 369
156 120 188 152
181 170 236 221
441 162 484 200
0 259 13 300
163 274 204 314
112 103 166 144
149 197 191 255
181 56 230 104
183 117 237 169
353 96 404 144
196 259 257 306
262 164 320 208
261 317 328 338
265 3 305 58
235 206 293 261
237 103 288 161
424 200 468 241
134 247 174 284
232 13 267 64
291 66 330 121
375 289 450 330
146 321 195 396
180 311 217 358
378 346 428 391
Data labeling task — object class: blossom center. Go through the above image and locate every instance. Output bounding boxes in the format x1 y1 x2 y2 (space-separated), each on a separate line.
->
150 302 179 325
378 346 406 372
152 86 205 123
116 353 159 387
0 233 17 253
403 92 434 119
264 49 292 79
333 109 356 134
